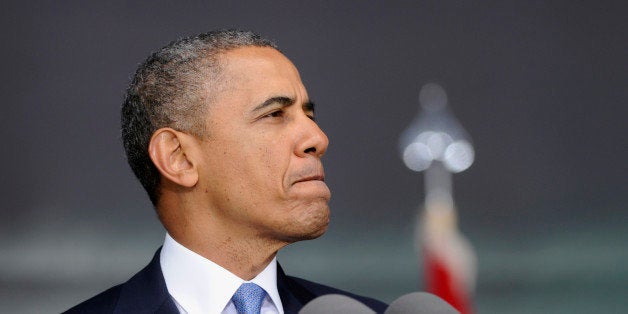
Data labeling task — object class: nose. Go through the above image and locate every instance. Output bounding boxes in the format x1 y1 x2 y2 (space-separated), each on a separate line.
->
295 115 329 158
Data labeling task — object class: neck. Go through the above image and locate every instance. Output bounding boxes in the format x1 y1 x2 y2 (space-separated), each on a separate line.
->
158 191 286 280
172 228 278 280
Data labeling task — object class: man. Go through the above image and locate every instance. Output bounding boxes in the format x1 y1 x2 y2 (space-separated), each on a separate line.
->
65 30 386 313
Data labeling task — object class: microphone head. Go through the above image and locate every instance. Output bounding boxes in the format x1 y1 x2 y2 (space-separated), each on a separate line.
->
385 292 460 314
299 294 376 314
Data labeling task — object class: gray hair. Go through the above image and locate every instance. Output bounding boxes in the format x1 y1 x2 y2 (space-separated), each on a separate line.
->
121 29 278 206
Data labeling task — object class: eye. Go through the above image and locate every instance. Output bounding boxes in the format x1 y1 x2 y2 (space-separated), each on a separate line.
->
304 109 316 121
263 110 284 119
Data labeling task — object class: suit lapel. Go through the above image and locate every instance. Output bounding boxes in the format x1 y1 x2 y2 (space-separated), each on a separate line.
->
114 248 179 314
277 263 316 313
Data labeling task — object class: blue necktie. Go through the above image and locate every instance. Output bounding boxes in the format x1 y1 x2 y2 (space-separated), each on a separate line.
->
231 283 267 314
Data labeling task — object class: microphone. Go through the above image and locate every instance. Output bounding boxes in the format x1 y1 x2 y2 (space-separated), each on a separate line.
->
385 292 460 314
299 294 376 314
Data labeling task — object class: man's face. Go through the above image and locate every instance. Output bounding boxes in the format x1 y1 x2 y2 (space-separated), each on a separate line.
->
194 46 330 244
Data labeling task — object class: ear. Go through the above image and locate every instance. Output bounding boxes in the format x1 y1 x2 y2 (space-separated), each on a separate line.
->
148 128 199 188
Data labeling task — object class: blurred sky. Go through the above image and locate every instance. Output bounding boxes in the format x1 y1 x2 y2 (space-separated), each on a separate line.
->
1 1 626 313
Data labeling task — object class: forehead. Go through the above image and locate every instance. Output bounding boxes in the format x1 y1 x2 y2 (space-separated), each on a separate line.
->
220 46 297 75
214 46 306 98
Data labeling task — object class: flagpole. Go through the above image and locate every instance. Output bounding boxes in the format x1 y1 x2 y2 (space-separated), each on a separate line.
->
400 83 476 314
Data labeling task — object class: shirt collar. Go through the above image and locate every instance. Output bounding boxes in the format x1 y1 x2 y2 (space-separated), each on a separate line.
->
160 233 283 313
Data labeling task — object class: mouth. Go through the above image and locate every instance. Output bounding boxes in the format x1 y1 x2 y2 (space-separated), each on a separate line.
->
294 174 325 184
289 169 331 199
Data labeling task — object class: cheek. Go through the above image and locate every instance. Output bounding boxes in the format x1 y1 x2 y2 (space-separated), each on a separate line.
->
202 135 253 192
257 156 286 199
254 136 292 190
213 130 293 200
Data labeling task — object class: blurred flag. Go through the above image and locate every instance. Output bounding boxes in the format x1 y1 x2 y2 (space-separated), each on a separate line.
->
421 187 476 314
400 83 477 313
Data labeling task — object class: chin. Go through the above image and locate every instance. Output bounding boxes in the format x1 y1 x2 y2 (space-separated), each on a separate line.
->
300 220 329 240
281 204 330 243
282 224 328 244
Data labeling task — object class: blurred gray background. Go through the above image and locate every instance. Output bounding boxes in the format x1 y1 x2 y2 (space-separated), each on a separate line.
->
1 1 626 313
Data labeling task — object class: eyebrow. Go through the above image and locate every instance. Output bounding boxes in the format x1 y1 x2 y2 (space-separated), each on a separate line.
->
252 96 315 114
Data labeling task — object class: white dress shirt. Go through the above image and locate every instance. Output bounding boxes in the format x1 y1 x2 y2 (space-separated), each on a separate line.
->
160 233 284 314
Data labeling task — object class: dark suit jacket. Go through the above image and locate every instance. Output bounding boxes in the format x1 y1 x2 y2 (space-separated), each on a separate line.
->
64 249 387 314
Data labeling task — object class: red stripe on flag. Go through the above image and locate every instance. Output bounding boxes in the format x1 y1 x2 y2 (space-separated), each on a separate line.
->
424 249 473 314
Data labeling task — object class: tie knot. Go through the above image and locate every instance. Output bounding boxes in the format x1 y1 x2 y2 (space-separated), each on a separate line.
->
231 283 267 314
